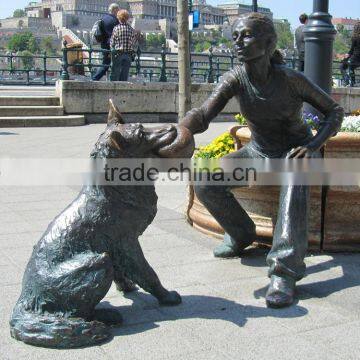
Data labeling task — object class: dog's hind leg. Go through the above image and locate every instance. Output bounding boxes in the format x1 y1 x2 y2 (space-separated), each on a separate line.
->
48 252 114 319
10 252 115 348
116 239 181 306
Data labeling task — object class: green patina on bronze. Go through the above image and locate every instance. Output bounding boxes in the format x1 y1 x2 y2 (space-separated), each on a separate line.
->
180 12 344 308
9 100 194 349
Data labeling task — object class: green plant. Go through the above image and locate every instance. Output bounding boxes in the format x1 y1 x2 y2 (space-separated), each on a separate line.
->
13 9 25 18
40 36 56 54
19 50 34 70
194 132 235 159
145 33 166 51
334 24 352 56
234 113 247 126
274 21 294 50
7 32 39 53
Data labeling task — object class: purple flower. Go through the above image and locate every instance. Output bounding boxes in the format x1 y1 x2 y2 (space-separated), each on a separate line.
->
303 112 321 130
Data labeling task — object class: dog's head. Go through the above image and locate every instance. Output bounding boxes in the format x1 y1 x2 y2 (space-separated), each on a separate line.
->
91 100 195 159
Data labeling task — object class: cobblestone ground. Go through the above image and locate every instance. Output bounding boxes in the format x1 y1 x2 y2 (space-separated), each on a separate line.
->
0 122 360 360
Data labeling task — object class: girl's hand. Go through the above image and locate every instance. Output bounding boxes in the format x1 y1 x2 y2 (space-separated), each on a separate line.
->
286 145 316 159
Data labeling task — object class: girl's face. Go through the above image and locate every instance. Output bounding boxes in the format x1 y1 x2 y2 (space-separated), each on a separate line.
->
232 19 268 62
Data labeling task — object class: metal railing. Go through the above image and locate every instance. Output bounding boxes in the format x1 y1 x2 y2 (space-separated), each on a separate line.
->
1 41 359 86
0 51 62 85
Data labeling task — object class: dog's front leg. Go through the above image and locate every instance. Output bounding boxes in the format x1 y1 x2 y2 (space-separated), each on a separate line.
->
114 239 181 306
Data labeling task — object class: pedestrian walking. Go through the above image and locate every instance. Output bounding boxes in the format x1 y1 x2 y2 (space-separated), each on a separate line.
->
109 10 137 81
92 3 120 81
295 13 308 72
340 22 360 87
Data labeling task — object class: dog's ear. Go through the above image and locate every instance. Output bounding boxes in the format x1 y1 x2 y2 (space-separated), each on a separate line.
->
109 130 126 152
108 99 124 125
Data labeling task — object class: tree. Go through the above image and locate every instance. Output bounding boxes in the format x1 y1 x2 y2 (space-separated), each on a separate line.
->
27 36 38 53
19 50 34 70
194 40 211 53
333 24 351 56
274 22 294 50
158 33 166 46
191 30 231 52
13 9 26 18
194 42 204 53
145 33 166 51
334 34 351 56
40 36 56 54
7 32 39 53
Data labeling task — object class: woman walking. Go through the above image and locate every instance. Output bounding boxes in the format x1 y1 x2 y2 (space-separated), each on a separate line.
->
180 13 343 308
110 10 136 81
340 22 360 87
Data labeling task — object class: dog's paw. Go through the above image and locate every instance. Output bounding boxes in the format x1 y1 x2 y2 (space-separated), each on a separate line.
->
158 290 182 306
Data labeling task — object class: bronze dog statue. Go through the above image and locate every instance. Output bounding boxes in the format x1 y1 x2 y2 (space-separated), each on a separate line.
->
10 100 195 348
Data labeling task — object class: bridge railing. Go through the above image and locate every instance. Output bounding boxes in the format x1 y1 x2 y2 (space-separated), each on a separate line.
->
0 41 359 86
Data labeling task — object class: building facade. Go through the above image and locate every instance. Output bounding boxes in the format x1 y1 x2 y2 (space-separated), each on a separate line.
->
128 0 176 21
128 0 225 24
20 0 129 30
332 17 360 32
193 1 225 26
217 2 273 25
1 0 273 35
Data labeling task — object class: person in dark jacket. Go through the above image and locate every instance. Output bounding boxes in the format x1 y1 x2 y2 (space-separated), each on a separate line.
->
92 3 120 81
340 22 360 86
294 13 308 72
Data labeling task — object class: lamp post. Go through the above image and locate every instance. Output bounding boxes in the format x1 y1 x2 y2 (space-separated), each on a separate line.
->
252 0 258 12
303 1 336 242
303 0 336 95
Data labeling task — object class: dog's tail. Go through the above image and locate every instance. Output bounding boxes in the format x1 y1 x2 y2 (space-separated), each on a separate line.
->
10 308 110 349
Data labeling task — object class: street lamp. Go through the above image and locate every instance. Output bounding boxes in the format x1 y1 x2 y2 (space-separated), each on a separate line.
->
303 0 336 94
252 0 258 13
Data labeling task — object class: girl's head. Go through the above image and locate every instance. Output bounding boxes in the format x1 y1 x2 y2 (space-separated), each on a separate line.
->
117 9 130 23
232 13 284 65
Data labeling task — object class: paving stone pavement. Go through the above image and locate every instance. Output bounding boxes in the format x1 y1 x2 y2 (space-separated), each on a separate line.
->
0 123 360 359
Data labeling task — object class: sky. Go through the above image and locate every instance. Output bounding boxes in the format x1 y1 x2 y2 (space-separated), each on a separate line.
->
1 0 360 29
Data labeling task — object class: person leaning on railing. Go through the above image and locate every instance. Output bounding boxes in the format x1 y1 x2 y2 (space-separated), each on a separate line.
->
109 10 137 82
340 21 360 87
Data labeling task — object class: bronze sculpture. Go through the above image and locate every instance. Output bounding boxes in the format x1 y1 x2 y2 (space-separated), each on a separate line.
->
9 100 195 348
180 13 344 308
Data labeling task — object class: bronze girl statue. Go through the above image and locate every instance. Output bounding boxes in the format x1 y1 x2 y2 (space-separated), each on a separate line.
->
180 13 343 308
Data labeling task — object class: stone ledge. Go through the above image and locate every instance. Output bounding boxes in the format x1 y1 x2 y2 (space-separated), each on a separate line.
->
56 80 239 115
56 80 360 117
0 115 85 127
85 113 235 124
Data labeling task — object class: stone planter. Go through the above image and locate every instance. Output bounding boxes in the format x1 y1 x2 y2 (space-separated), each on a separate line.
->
187 126 360 252
322 132 360 251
